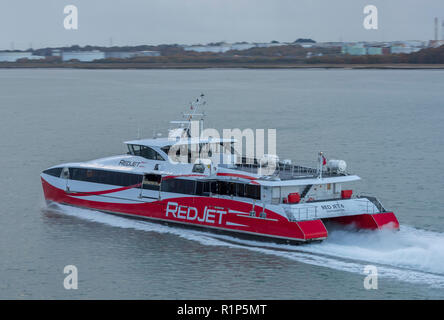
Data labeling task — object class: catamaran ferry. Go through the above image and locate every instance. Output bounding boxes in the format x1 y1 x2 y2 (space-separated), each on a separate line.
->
41 95 399 244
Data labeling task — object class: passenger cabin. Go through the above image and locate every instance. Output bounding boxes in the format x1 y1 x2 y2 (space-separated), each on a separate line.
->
42 134 359 207
124 137 238 168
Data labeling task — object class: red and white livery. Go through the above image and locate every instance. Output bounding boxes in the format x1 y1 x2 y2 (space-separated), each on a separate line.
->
41 95 399 244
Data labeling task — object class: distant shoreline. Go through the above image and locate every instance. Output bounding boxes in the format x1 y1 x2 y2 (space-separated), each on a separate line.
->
2 62 444 70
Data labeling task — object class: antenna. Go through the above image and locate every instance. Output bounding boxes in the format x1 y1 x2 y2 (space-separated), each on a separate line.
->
185 93 206 133
168 94 207 140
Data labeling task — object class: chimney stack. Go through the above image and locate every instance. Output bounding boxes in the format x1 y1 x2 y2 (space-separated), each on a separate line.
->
435 17 439 41
442 20 444 41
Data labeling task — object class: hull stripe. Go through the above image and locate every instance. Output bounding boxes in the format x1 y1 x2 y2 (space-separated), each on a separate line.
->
216 172 257 180
68 183 141 196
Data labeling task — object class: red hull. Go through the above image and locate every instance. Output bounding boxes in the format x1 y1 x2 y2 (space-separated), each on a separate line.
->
41 178 399 242
325 212 399 230
41 178 328 243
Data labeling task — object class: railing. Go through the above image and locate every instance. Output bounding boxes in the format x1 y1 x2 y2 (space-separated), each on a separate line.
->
277 163 319 179
285 196 385 221
357 195 386 213
236 157 320 179
286 205 318 221
352 198 377 214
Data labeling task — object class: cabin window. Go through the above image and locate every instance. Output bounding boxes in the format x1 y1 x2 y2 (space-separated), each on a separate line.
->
236 183 245 197
86 169 94 179
245 184 261 200
43 167 63 178
192 163 205 173
218 181 229 195
135 177 261 199
195 181 211 195
161 178 196 195
201 181 260 200
161 146 170 156
68 168 142 187
128 145 165 161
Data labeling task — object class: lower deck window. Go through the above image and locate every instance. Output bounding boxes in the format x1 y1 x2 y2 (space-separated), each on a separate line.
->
63 168 261 200
245 184 260 200
161 178 196 195
68 168 142 187
195 180 260 200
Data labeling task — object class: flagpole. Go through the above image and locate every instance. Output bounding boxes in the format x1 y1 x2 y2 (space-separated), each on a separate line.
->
318 151 323 179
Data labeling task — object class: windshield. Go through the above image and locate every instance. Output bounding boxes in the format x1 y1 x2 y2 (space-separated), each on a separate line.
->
128 144 165 161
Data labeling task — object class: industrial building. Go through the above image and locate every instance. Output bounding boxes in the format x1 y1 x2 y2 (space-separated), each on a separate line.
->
0 51 45 62
62 50 105 62
184 44 233 53
341 40 426 56
366 47 383 55
341 43 367 55
134 50 160 57
104 51 135 59
390 46 422 54
60 50 160 61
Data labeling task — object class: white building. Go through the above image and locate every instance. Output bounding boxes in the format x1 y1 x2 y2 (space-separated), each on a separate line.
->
366 47 383 55
341 43 367 55
0 51 45 62
293 41 315 48
134 50 160 57
230 43 256 51
104 51 160 59
51 49 62 57
402 40 426 48
62 50 105 62
315 42 343 48
105 51 135 59
390 46 421 54
184 44 232 53
184 42 290 53
254 42 288 48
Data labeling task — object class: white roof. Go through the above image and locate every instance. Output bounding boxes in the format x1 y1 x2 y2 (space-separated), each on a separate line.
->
256 175 361 186
124 137 236 148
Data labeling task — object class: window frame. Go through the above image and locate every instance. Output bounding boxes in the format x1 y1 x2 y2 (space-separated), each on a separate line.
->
128 144 165 161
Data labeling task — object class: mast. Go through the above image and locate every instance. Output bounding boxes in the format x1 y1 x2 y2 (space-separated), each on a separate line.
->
183 93 206 134
169 93 206 138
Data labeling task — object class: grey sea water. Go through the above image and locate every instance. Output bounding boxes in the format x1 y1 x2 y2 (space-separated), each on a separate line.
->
0 68 443 299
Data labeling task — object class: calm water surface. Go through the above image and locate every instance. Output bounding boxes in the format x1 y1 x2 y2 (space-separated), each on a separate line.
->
0 68 443 299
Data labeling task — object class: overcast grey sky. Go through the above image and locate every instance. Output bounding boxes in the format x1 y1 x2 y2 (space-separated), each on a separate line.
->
1 0 443 50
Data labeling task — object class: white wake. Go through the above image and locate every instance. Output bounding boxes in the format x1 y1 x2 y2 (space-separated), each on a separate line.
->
45 203 444 288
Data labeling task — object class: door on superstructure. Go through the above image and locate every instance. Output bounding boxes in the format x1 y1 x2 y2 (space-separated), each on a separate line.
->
139 173 165 218
140 173 162 199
